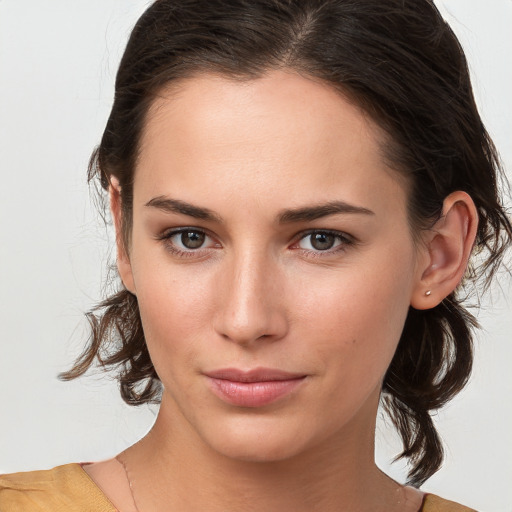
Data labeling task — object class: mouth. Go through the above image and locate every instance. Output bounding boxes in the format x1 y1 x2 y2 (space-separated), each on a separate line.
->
204 368 307 408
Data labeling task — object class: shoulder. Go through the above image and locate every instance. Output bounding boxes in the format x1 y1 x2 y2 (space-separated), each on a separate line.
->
0 464 117 512
422 494 477 512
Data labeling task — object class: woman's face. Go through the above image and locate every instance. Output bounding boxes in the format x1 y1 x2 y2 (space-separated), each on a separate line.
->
119 70 427 461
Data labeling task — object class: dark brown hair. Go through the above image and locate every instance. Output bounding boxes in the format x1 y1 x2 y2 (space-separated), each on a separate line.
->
61 0 512 486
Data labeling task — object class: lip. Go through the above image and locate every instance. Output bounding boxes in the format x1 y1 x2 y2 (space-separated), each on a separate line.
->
204 368 307 407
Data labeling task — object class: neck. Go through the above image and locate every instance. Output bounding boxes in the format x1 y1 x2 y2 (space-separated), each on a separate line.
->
120 393 413 512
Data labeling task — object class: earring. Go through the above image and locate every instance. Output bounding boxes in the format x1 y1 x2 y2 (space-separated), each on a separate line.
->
425 290 432 296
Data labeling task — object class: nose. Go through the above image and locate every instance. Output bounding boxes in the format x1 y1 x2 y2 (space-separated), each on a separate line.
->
213 250 288 346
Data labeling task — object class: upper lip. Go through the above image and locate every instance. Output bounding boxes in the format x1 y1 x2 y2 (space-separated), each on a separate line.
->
204 367 306 382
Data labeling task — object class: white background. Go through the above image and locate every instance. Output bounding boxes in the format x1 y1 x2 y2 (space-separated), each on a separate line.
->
0 1 511 510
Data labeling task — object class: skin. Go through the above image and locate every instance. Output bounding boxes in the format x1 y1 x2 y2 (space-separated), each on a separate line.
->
85 70 478 512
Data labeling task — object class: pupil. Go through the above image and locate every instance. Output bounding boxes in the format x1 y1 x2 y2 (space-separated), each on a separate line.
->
311 233 335 250
181 231 205 249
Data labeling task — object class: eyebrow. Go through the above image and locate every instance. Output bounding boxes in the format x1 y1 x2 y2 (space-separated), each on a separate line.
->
145 196 374 223
145 196 223 222
278 201 374 223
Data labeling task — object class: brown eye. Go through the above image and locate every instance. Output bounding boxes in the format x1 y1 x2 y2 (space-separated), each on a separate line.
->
310 232 336 250
180 230 206 249
297 231 350 253
160 228 219 257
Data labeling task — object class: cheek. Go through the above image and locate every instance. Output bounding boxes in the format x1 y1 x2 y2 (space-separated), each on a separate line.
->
298 260 411 325
129 246 218 373
290 248 415 373
136 271 214 342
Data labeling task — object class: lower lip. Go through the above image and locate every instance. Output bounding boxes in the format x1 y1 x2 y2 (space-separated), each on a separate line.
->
207 377 306 407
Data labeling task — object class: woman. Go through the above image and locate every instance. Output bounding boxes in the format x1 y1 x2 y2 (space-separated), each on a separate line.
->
1 0 510 510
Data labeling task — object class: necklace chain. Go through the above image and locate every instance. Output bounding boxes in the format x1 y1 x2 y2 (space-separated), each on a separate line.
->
116 454 142 512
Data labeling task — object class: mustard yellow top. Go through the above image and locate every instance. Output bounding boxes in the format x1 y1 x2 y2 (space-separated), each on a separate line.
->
0 464 477 511
0 464 116 512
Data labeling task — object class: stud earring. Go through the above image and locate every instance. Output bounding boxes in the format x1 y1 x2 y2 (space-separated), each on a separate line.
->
425 290 432 296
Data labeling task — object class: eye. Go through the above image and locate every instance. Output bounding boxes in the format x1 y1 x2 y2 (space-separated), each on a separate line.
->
159 227 218 256
175 230 207 249
296 230 352 253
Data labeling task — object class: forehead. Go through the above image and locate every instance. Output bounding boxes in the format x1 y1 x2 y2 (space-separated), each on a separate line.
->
135 70 406 217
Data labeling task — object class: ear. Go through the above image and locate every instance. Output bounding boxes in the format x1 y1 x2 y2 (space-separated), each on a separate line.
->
411 191 478 310
109 177 136 294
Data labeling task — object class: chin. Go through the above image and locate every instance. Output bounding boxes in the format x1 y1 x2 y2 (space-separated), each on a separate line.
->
197 416 317 463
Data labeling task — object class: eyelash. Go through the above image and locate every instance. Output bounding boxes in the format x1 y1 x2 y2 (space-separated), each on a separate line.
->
157 227 219 258
157 227 355 259
292 229 355 257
